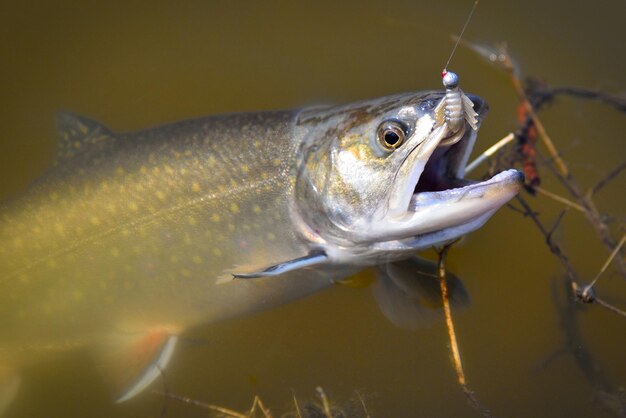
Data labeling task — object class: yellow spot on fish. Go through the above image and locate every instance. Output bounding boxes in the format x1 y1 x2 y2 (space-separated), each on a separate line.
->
272 159 281 167
212 248 222 257
192 255 203 264
191 182 201 193
155 190 166 201
207 156 217 167
90 216 101 226
181 269 191 278
115 167 125 177
164 164 174 175
227 224 235 232
140 165 148 174
211 213 221 222
128 202 139 211
18 274 29 284
46 259 58 269
267 232 276 241
252 205 262 214
13 237 23 248
230 203 240 214
241 165 249 174
187 216 197 226
49 191 59 201
121 228 131 237
106 203 117 214
72 289 84 301
110 247 120 257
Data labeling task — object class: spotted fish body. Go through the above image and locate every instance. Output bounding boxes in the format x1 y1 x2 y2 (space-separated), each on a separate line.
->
0 111 332 349
0 89 523 408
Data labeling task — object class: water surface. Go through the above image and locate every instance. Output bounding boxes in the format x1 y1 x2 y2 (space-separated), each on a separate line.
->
0 1 624 417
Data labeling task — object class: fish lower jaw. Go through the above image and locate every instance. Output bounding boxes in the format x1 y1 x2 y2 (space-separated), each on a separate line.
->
369 169 523 242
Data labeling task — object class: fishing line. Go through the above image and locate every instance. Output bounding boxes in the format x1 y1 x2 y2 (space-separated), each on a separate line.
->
443 0 480 74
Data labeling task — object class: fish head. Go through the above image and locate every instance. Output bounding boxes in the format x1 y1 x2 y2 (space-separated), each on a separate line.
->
295 91 523 263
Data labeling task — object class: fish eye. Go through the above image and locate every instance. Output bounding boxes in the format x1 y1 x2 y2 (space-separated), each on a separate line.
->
376 120 408 151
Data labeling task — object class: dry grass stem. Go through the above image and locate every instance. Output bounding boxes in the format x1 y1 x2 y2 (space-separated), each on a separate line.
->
588 234 626 289
465 133 515 175
533 186 586 212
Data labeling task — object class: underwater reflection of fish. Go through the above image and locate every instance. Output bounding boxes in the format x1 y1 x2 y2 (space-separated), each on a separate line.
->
373 257 470 329
0 79 523 413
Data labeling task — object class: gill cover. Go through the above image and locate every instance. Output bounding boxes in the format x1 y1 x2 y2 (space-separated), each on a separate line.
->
294 93 442 245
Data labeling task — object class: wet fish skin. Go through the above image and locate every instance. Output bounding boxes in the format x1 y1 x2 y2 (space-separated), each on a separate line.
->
1 110 326 348
0 89 522 404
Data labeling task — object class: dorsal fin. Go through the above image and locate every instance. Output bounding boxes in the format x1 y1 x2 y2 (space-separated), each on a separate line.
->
56 112 113 161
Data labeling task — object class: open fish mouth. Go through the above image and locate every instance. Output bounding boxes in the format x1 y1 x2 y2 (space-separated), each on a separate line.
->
376 94 523 242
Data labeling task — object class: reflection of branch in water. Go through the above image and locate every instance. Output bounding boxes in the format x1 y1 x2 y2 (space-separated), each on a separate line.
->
551 280 626 417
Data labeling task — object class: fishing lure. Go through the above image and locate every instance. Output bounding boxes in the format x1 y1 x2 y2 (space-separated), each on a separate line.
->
434 0 480 146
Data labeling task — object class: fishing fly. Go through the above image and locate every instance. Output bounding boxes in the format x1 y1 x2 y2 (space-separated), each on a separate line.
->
434 0 480 146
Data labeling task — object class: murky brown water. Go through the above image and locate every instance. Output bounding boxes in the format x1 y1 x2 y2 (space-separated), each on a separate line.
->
1 1 624 417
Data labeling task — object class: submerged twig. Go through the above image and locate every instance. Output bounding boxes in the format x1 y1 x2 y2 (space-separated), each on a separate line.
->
316 386 333 418
155 391 249 418
588 160 626 198
436 244 492 417
355 390 371 418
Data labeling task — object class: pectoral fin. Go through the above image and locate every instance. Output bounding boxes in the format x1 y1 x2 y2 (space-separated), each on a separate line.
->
233 250 328 279
98 327 178 403
373 257 469 329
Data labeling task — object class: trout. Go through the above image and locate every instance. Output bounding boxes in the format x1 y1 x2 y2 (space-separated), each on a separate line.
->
0 79 522 409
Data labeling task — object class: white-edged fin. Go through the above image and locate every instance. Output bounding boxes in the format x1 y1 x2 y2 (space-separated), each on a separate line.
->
372 257 469 329
115 335 177 403
232 250 328 279
97 327 178 403
0 368 20 416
